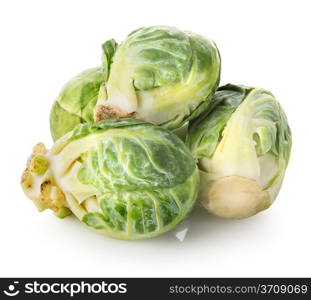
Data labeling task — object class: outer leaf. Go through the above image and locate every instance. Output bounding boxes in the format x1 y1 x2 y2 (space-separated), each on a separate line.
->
101 39 118 81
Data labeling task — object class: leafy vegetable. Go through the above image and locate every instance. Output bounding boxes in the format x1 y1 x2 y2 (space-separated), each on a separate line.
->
186 84 291 219
21 119 199 240
94 26 221 130
50 67 104 141
23 25 293 239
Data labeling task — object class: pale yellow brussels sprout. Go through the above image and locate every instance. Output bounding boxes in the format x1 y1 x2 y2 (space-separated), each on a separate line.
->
186 84 291 219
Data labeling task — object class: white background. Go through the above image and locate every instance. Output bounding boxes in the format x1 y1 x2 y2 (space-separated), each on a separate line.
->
0 0 310 277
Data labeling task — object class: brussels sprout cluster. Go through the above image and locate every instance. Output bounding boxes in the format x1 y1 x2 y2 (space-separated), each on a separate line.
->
21 26 291 240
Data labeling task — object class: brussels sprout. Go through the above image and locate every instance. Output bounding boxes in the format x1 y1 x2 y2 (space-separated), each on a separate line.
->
94 26 221 130
21 119 199 240
186 84 291 219
50 67 104 141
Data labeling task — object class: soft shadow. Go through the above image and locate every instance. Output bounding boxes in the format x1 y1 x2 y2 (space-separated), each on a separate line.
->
156 203 273 244
52 204 272 247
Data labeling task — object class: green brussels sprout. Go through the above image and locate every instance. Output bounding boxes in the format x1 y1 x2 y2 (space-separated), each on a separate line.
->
50 67 104 141
21 119 200 240
94 26 221 130
186 84 291 219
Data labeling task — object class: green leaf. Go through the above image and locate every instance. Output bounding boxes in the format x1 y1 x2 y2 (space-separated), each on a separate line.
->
82 213 107 229
102 39 118 81
76 120 196 190
50 101 82 141
187 84 249 159
50 67 104 141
